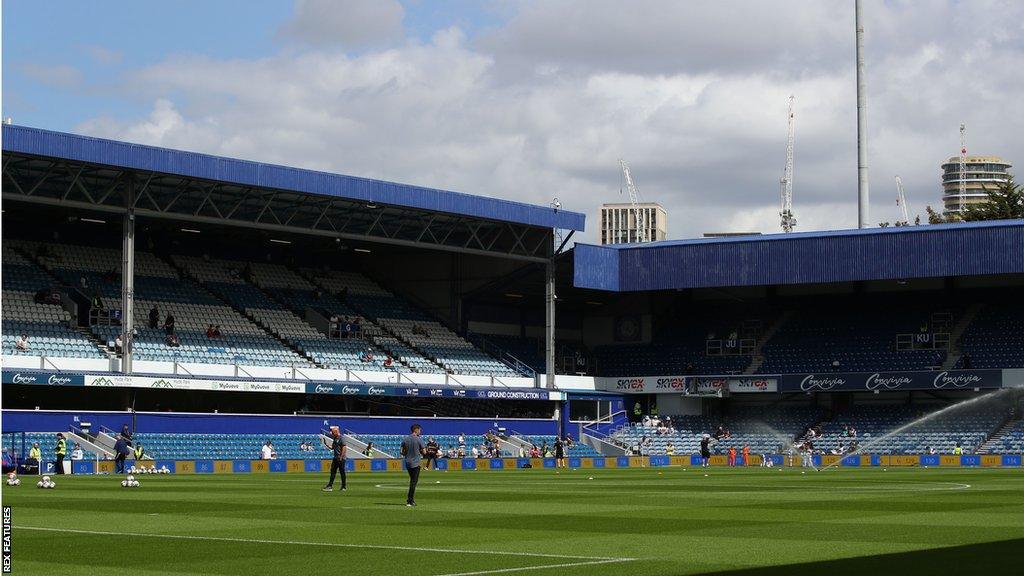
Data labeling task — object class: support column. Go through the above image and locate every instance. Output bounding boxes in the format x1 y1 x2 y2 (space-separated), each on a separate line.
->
544 259 555 389
121 175 136 374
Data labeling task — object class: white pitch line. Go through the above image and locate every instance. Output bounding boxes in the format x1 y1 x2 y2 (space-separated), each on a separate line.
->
435 558 635 576
15 526 634 562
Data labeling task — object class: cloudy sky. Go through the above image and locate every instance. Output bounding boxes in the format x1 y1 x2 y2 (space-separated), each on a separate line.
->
4 0 1023 242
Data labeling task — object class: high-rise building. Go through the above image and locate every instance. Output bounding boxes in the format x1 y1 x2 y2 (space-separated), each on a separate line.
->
941 155 1012 216
599 202 668 245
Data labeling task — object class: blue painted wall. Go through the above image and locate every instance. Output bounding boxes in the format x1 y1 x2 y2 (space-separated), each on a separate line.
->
2 410 557 436
575 220 1024 292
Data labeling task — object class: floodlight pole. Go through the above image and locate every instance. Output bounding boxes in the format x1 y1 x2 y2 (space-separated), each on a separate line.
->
856 0 870 228
121 174 136 374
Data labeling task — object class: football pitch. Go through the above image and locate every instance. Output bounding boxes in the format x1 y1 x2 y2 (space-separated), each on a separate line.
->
4 466 1023 575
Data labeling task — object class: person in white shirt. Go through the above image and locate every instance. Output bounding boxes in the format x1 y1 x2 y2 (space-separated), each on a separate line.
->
15 334 29 352
71 444 84 460
261 441 276 460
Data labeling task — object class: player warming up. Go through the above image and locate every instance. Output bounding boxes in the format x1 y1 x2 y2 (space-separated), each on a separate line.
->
700 434 712 468
322 426 347 492
401 424 427 506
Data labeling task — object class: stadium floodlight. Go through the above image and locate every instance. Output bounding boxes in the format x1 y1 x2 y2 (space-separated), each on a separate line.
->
180 228 201 234
269 239 291 244
354 248 371 253
80 217 107 224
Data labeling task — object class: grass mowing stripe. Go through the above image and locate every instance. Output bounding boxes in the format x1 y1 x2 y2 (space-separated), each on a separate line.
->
14 526 636 562
435 558 636 576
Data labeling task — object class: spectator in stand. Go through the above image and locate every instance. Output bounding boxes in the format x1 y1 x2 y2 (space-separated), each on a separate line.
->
831 359 841 369
213 325 222 338
529 445 540 458
165 332 180 347
518 445 526 458
383 356 394 369
91 291 104 311
80 275 89 290
15 334 29 353
113 434 130 473
344 320 353 339
114 333 123 355
120 424 132 446
164 312 176 335
134 443 145 461
360 349 375 363
363 442 374 457
70 443 84 461
206 324 216 339
666 443 676 456
471 446 480 459
149 306 160 329
261 441 276 460
458 434 466 450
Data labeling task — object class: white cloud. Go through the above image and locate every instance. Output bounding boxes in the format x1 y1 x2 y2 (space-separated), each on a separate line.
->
74 1 1024 243
279 0 405 49
21 63 83 89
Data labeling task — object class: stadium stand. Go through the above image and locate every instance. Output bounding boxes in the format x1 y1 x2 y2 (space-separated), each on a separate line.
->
1 432 97 461
1 245 106 358
956 303 1024 369
134 433 328 460
978 419 1024 454
758 308 950 374
812 403 1007 455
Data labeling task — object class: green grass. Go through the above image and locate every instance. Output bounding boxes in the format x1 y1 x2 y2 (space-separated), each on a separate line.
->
4 466 1024 575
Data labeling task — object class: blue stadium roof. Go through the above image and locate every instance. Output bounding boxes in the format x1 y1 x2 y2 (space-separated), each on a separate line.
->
1 124 584 232
574 220 1024 291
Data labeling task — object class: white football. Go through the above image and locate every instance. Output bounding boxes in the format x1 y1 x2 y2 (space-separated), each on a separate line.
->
132 480 140 487
37 481 45 488
46 481 55 489
42 475 51 482
121 480 128 487
13 479 20 486
127 475 135 482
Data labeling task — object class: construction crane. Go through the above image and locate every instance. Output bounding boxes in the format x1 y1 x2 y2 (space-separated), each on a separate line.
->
958 123 967 214
619 159 646 243
780 95 797 232
894 175 910 225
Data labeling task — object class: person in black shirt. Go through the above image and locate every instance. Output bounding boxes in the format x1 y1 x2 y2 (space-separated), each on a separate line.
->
113 434 130 474
424 437 440 470
700 435 712 468
148 306 160 329
554 437 566 469
164 312 176 335
321 427 347 492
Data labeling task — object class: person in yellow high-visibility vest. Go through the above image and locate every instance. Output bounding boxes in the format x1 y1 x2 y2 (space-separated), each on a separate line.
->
54 433 67 474
134 443 145 461
28 442 41 464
